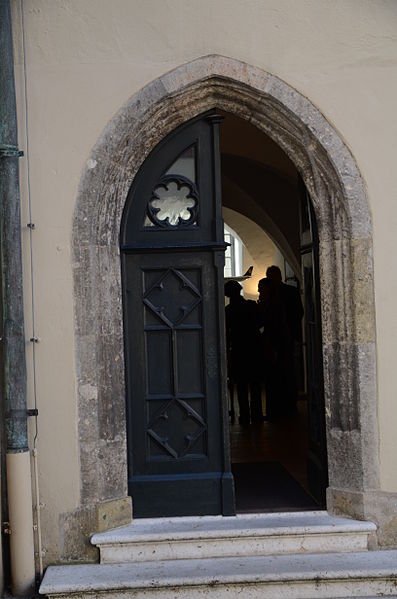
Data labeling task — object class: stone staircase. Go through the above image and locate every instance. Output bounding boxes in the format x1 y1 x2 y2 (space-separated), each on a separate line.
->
40 511 397 598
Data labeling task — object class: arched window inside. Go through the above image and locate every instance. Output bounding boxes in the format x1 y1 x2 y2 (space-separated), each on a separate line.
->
224 224 243 279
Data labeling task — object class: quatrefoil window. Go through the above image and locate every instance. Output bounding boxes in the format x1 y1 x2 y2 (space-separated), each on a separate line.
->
145 175 199 228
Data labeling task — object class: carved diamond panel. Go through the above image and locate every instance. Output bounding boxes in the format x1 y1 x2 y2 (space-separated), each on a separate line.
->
148 399 206 458
143 268 201 327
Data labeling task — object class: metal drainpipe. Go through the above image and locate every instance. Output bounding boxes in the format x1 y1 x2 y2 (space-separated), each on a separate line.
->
0 0 35 595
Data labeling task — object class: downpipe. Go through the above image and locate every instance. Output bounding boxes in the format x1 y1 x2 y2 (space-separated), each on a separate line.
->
0 0 35 594
6 453 35 595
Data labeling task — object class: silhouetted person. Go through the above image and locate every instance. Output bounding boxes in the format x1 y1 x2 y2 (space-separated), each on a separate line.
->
224 280 264 425
257 277 288 419
265 265 303 343
258 266 303 417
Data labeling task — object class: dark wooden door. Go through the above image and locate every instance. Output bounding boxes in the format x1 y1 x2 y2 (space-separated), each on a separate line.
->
120 113 235 518
299 179 328 506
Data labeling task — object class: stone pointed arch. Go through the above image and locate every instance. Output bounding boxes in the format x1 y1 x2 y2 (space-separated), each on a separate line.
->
69 55 379 559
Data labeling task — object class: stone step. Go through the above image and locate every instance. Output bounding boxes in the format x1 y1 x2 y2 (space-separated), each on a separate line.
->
40 549 397 598
91 511 376 563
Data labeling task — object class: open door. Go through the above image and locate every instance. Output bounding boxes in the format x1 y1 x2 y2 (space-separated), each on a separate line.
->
299 179 328 505
121 113 235 518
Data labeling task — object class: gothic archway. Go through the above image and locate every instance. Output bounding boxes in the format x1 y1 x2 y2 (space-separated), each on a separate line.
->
70 55 377 557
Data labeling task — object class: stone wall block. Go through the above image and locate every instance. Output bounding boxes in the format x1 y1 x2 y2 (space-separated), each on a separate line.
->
73 246 97 338
97 333 126 442
80 441 100 505
61 506 99 563
95 181 127 247
75 334 97 388
73 167 105 250
244 64 270 93
319 239 353 345
324 340 379 492
97 106 138 159
60 497 132 563
327 428 363 491
351 238 376 344
96 245 123 337
77 377 99 446
124 78 167 124
98 438 128 502
161 59 213 94
266 75 308 123
95 497 132 533
363 492 397 547
160 55 265 96
327 487 365 520
323 342 360 432
210 55 251 84
320 237 375 347
328 488 397 548
357 342 379 490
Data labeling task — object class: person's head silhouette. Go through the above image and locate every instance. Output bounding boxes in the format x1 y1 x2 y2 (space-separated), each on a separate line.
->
224 280 243 299
258 277 271 302
266 265 282 285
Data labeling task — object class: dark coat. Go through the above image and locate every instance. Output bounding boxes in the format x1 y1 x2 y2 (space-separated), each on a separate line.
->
225 297 262 382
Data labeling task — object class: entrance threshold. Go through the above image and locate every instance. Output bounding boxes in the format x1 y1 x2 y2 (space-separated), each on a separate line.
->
91 511 375 564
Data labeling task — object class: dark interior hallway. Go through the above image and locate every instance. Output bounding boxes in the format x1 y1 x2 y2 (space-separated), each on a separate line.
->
229 396 321 513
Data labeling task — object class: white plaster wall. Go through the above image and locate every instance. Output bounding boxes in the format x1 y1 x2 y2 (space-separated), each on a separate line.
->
223 207 284 300
10 0 397 555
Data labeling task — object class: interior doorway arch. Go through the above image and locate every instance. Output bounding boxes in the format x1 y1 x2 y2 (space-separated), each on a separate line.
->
71 56 377 546
219 111 328 510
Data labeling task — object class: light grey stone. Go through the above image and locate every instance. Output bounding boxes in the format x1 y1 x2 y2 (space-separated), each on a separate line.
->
40 550 397 598
92 511 375 564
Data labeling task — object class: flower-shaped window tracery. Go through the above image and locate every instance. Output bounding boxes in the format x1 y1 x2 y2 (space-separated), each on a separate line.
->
145 174 198 228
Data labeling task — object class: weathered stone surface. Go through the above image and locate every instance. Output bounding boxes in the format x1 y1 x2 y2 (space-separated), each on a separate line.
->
67 55 382 559
324 339 379 493
327 428 363 490
97 438 128 502
72 246 97 338
320 240 355 345
61 498 132 563
80 440 100 505
92 512 376 564
350 238 376 344
96 334 125 442
95 497 132 534
40 549 397 598
356 343 379 490
319 237 375 349
327 487 366 520
61 506 99 563
328 488 397 548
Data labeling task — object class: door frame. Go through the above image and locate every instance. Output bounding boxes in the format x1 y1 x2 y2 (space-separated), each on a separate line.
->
69 56 378 558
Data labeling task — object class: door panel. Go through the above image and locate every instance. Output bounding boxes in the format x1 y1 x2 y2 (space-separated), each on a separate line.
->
124 252 228 515
299 180 328 505
121 113 234 517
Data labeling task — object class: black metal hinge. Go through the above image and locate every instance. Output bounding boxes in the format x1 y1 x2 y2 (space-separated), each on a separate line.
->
0 144 24 158
5 408 38 418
